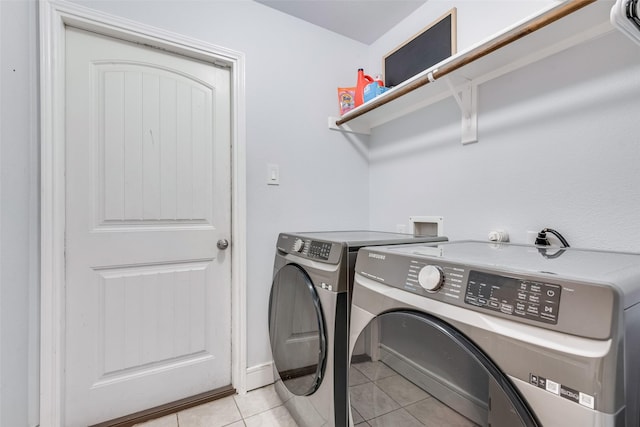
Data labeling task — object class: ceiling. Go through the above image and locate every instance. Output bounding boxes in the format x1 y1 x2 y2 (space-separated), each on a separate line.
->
254 0 428 44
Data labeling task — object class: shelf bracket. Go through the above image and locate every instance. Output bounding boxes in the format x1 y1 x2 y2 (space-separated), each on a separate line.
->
443 77 478 144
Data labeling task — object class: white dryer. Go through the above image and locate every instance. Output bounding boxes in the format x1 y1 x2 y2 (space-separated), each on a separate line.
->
349 241 640 427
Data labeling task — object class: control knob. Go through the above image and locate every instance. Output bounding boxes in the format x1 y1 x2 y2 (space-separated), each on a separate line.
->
418 265 444 292
292 238 305 253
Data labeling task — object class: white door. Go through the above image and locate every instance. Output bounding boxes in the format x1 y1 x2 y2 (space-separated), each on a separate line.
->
64 27 231 426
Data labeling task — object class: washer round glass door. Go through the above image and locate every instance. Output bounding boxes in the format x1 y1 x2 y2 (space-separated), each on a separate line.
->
350 311 540 427
269 264 327 396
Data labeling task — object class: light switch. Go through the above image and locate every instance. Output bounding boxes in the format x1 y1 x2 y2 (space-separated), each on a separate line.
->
267 164 280 185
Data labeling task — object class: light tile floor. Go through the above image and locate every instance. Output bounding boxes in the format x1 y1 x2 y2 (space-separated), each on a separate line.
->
134 360 478 427
350 360 479 427
133 385 298 427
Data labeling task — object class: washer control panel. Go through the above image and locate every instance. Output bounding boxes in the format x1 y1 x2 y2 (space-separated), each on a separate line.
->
372 259 562 324
465 270 561 324
307 240 333 260
277 234 342 264
356 244 617 339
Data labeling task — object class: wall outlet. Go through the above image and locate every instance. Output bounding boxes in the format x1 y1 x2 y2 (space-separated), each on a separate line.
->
488 230 509 242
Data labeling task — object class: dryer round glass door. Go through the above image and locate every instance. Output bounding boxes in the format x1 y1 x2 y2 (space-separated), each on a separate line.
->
269 264 327 396
350 311 540 427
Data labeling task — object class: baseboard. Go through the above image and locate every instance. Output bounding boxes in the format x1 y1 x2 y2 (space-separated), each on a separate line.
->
89 385 235 427
245 361 274 392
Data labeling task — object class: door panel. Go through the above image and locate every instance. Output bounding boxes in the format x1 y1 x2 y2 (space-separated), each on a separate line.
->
65 27 231 426
100 65 214 224
97 261 209 376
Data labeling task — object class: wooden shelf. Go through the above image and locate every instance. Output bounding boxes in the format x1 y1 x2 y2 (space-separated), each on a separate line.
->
329 0 615 142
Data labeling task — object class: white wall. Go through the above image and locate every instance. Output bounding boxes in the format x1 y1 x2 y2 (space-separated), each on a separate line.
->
3 0 640 424
66 0 371 377
0 0 40 425
368 25 640 251
365 0 640 251
366 1 560 80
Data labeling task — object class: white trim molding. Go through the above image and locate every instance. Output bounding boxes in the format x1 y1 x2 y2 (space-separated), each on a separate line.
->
245 362 275 393
39 1 247 425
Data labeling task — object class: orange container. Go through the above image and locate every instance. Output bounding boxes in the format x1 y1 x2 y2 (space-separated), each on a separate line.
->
354 68 374 107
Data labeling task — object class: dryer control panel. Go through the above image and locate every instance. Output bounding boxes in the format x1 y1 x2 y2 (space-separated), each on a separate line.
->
356 245 617 339
465 270 561 324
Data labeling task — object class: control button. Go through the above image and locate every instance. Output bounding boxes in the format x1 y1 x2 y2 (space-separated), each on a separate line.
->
418 265 444 292
293 238 305 253
500 304 514 314
466 295 478 304
542 305 556 315
320 282 333 291
547 289 556 297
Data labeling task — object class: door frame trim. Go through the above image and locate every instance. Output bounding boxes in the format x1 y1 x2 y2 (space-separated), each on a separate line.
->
39 1 248 425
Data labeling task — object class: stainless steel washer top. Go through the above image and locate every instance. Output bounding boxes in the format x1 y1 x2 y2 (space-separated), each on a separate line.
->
350 240 640 427
276 230 448 293
283 230 444 247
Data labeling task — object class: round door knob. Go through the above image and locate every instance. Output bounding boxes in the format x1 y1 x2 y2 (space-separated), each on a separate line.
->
418 265 444 292
217 239 229 250
293 238 305 253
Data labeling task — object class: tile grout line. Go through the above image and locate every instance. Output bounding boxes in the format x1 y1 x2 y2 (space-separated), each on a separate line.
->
352 364 434 427
230 393 246 425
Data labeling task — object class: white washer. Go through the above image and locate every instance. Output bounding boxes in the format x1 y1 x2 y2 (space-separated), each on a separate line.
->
349 240 640 427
